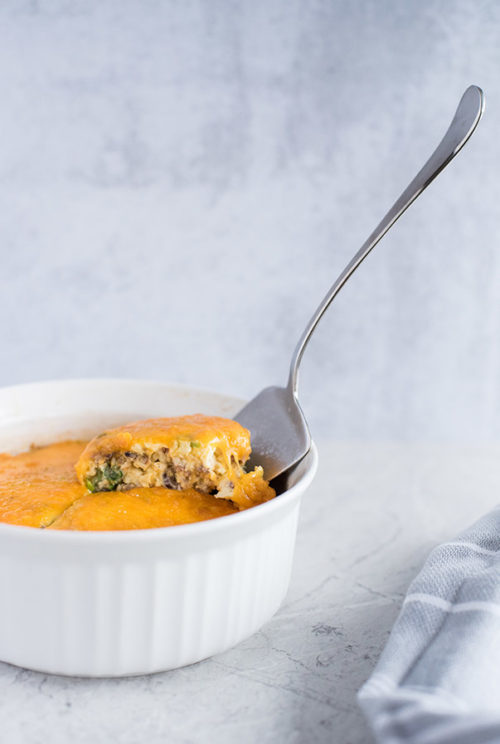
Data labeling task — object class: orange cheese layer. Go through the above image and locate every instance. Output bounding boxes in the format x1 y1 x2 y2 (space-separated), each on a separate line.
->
76 414 252 485
0 441 87 527
0 438 273 531
49 487 237 531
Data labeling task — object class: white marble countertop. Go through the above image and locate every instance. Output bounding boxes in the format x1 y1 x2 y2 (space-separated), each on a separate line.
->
1 441 499 744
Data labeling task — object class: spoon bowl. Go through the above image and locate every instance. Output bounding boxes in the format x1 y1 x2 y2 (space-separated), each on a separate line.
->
236 386 310 480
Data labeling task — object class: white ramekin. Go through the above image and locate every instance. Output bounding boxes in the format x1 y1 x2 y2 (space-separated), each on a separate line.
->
0 379 317 677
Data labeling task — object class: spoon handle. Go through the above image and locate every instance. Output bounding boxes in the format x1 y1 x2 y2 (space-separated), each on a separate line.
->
288 85 485 396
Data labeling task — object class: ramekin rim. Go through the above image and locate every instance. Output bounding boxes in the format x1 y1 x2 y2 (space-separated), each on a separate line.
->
0 376 247 404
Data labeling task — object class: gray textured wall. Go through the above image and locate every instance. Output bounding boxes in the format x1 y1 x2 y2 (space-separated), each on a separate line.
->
1 1 499 441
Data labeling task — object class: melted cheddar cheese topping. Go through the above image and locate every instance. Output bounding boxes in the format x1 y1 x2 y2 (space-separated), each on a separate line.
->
0 441 87 527
0 418 274 531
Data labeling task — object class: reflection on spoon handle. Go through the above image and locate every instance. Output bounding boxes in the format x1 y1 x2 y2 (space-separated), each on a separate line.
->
287 85 485 396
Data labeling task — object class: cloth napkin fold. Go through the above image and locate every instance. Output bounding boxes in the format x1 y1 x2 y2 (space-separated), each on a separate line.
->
358 506 500 744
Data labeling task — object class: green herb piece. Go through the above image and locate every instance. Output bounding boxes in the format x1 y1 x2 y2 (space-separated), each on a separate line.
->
85 471 102 493
102 464 123 490
85 464 123 493
190 440 201 449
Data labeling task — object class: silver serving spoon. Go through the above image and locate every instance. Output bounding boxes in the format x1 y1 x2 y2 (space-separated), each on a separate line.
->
235 85 484 481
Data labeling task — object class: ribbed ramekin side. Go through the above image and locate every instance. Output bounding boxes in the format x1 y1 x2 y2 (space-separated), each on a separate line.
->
122 502 300 674
145 501 301 673
0 501 301 676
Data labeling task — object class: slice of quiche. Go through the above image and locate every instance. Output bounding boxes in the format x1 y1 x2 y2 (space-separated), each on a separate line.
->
75 414 274 508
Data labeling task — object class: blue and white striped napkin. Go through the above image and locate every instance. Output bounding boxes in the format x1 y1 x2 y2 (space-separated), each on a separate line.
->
358 507 500 744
